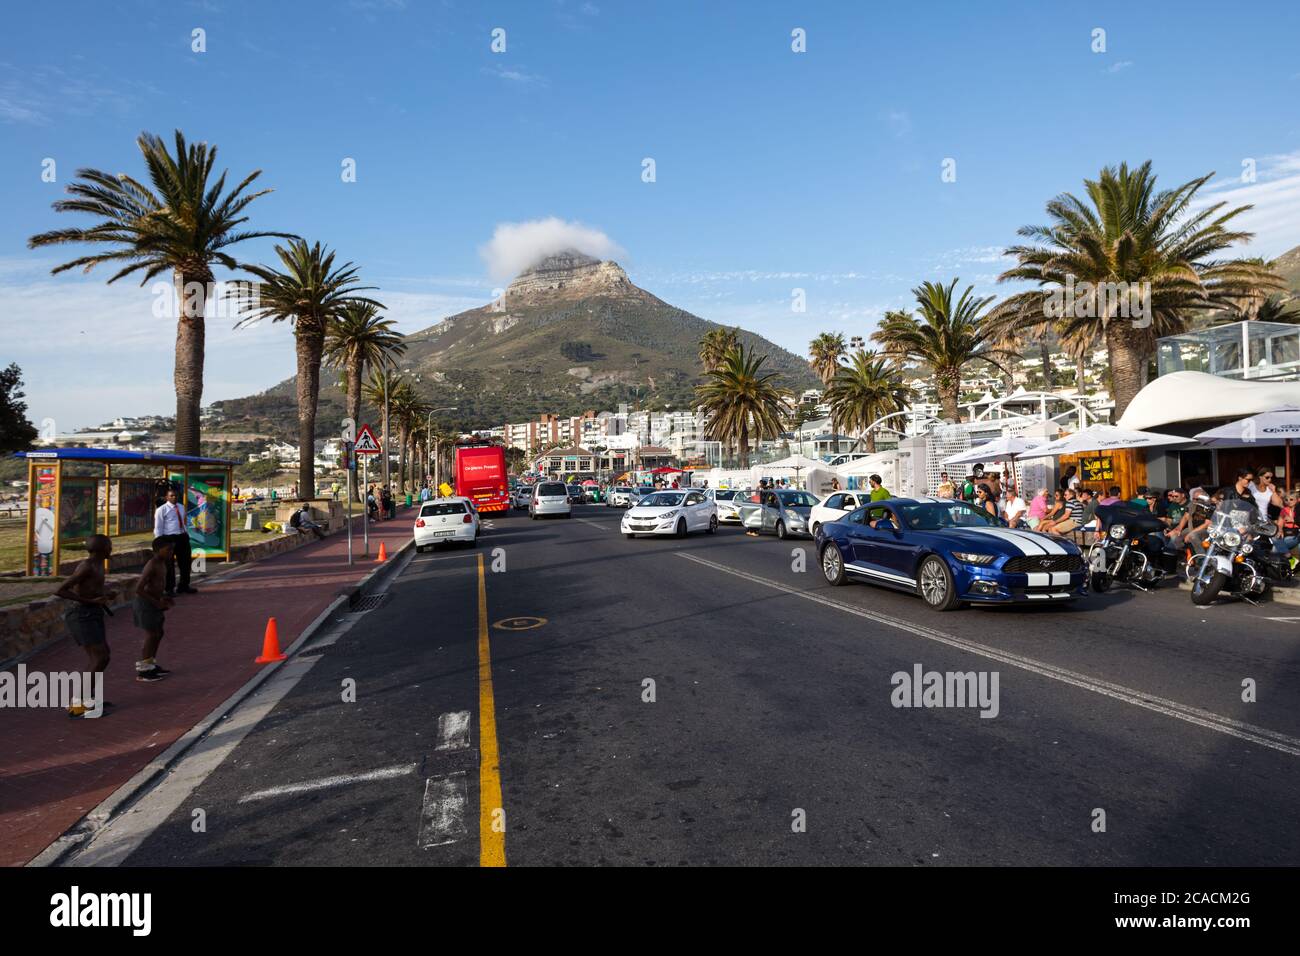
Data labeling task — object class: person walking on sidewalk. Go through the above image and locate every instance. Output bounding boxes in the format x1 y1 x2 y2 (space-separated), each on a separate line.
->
153 487 197 595
54 534 118 717
133 537 175 682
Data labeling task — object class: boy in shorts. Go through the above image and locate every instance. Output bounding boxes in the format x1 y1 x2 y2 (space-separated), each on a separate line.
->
54 534 118 717
134 537 176 682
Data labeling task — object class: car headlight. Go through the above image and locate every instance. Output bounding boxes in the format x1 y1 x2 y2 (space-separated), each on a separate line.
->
952 551 996 565
784 510 805 523
658 510 678 520
1108 524 1127 540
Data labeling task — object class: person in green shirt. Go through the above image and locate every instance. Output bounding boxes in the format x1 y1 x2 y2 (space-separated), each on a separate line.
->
868 474 891 501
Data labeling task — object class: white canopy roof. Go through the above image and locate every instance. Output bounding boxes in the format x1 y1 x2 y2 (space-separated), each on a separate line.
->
753 453 823 474
942 436 1046 466
1117 371 1300 430
1026 423 1194 458
1194 406 1300 446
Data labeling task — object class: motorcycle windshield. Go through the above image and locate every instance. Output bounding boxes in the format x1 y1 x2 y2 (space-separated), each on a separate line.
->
1211 499 1255 534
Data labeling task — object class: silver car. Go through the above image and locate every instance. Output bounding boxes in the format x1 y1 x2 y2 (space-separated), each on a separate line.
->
530 481 572 519
739 489 819 539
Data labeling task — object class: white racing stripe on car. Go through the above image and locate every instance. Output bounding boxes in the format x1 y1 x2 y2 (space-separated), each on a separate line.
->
1025 572 1050 586
1050 571 1071 586
676 552 1300 758
959 527 1043 555
846 562 916 586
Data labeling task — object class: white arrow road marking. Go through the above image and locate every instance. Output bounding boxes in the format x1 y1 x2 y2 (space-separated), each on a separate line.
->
418 772 468 848
576 518 609 530
435 710 471 752
237 764 416 803
678 552 1300 758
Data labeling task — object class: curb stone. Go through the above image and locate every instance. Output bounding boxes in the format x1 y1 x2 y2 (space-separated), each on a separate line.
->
25 536 415 867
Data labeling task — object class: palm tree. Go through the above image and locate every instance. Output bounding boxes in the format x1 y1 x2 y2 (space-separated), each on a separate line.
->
230 239 382 500
872 280 1017 422
808 332 847 386
389 382 429 494
27 130 291 455
695 344 789 467
1254 296 1300 323
699 327 741 373
995 161 1282 417
326 303 405 446
825 351 916 453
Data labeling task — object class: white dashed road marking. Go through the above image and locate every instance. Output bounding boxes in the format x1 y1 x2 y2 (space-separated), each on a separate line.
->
418 772 468 848
237 764 416 803
435 710 471 752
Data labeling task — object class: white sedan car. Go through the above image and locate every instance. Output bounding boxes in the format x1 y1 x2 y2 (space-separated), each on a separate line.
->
414 497 480 551
808 491 870 535
621 489 717 538
709 488 752 524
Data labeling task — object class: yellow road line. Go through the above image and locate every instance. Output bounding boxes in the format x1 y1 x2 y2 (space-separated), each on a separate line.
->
477 553 507 866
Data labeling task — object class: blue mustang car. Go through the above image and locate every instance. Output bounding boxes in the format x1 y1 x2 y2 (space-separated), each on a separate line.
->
814 497 1087 610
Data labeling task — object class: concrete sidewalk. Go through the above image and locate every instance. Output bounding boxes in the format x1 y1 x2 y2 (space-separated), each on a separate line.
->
0 510 413 867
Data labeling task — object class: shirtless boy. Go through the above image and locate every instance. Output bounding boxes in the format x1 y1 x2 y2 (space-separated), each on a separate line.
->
54 534 117 717
134 537 175 682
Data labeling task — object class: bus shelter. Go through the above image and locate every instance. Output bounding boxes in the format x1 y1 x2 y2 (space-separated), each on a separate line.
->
16 448 236 577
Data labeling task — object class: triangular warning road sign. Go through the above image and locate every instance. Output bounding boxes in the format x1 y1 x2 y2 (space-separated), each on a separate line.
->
354 424 382 455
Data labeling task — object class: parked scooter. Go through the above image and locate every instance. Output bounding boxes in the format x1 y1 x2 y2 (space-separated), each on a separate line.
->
1188 496 1294 605
1087 502 1176 592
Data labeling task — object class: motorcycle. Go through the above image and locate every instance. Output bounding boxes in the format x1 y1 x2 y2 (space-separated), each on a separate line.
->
1188 497 1293 605
1086 503 1176 592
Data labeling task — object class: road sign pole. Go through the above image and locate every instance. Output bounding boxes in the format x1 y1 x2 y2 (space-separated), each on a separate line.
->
346 441 354 567
362 455 369 556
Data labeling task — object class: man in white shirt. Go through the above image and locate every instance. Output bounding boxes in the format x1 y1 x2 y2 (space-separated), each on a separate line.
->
1002 491 1028 529
153 487 196 595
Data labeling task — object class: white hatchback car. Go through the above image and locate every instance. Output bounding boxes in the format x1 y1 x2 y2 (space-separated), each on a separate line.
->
530 480 572 519
621 489 717 538
809 491 870 535
414 497 480 551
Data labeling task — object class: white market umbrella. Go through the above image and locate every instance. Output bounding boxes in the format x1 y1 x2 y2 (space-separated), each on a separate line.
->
1025 423 1194 458
942 436 1046 467
1195 405 1300 485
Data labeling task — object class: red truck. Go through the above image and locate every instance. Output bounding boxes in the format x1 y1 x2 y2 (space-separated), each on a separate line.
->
454 441 509 514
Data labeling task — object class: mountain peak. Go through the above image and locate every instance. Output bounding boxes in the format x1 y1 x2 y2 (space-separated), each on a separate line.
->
503 248 637 302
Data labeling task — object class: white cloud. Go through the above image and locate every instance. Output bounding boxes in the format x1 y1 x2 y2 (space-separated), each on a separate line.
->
1193 150 1300 257
478 217 625 282
1104 60 1133 74
482 64 548 86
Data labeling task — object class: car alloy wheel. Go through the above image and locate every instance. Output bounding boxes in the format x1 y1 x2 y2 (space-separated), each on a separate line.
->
821 542 846 585
676 519 687 538
776 520 787 539
707 516 717 534
919 556 958 610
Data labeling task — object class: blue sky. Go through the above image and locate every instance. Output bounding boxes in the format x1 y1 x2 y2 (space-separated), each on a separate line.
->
3 0 1300 428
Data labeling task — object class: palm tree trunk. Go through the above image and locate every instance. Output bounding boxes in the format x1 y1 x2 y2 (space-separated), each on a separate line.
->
399 427 409 495
1039 339 1052 390
1106 324 1146 419
295 323 325 502
172 267 211 457
1075 356 1086 393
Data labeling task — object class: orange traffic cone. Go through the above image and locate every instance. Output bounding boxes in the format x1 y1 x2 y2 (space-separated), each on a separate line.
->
255 617 287 664
375 541 388 563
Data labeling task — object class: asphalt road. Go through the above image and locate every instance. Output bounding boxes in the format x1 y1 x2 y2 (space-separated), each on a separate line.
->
99 504 1300 866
